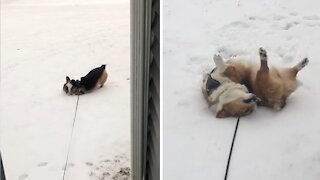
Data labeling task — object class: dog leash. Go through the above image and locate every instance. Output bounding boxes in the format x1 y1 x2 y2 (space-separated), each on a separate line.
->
62 95 80 180
224 117 240 180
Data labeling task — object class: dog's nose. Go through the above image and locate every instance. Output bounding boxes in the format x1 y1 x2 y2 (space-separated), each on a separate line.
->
243 95 259 104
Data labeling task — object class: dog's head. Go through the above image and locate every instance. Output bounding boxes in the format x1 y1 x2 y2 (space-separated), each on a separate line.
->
63 76 82 95
203 54 260 118
216 88 259 118
203 72 259 118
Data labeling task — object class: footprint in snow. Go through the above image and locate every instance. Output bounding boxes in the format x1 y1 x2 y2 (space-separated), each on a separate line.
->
86 162 93 166
18 173 28 180
37 162 48 167
303 15 320 20
283 23 293 30
62 163 75 170
229 21 250 28
289 12 299 16
273 15 286 21
102 159 111 163
283 21 300 30
88 154 130 180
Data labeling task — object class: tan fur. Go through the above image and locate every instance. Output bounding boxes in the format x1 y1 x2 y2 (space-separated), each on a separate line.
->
216 98 256 118
201 71 258 118
96 70 108 88
220 48 307 111
201 85 215 108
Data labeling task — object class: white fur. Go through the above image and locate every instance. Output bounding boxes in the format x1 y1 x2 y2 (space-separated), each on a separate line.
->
66 82 72 94
213 54 227 73
203 75 250 112
202 54 254 112
215 84 252 112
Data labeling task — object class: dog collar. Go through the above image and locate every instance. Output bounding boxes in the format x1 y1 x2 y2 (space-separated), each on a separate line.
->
206 73 221 95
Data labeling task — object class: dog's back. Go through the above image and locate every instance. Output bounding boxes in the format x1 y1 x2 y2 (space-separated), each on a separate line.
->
81 65 106 90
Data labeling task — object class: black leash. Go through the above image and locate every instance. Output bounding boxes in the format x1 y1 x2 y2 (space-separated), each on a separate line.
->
224 117 240 180
62 95 80 180
0 152 5 180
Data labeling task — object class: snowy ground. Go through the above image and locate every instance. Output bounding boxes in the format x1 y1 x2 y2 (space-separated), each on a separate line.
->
0 0 130 180
164 0 320 179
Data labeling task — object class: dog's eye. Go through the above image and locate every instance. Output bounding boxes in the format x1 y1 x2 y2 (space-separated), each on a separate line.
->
243 96 258 103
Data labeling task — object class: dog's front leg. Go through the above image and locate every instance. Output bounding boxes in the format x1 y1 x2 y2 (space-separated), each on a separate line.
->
213 54 227 73
75 87 86 95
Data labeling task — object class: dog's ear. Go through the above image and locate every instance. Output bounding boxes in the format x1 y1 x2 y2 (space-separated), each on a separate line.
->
216 109 230 118
66 76 70 82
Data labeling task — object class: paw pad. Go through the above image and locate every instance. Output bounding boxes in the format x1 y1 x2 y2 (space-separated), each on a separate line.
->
213 54 222 61
301 58 309 67
259 47 267 59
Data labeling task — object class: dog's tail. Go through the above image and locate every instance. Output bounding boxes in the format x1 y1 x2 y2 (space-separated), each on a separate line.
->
101 64 107 69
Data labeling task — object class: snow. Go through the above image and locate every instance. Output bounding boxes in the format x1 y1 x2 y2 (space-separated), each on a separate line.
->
0 0 130 180
164 0 320 179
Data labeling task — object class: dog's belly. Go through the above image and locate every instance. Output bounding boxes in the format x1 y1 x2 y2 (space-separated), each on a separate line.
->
245 66 287 108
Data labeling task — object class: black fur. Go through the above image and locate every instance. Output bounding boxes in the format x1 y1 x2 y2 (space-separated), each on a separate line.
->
64 65 106 95
241 76 253 93
206 74 221 95
80 65 106 91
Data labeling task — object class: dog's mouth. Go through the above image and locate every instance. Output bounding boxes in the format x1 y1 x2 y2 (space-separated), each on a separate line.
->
243 95 260 104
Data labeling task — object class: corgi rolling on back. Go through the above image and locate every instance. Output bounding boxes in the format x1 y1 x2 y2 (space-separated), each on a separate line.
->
214 48 308 111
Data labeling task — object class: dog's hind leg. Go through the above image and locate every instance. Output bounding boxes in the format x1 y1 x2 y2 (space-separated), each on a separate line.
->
259 47 269 71
281 57 309 79
293 57 309 75
279 58 309 97
256 48 271 95
256 48 284 110
97 70 108 88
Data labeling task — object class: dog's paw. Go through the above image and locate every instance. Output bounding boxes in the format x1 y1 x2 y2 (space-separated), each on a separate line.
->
295 57 309 70
259 47 267 61
213 54 223 61
301 57 309 68
75 89 85 95
213 53 228 73
273 104 282 111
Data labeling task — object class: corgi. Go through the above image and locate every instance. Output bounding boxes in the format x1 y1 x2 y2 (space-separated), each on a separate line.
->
202 55 260 118
214 48 309 111
63 65 108 95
